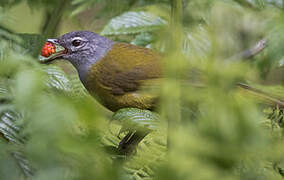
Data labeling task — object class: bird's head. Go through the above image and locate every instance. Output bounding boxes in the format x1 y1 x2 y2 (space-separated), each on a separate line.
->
39 31 114 69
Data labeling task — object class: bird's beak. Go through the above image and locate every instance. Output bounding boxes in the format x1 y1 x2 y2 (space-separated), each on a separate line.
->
39 39 67 64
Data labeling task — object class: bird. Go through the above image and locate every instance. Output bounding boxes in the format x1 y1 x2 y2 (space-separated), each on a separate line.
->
40 31 162 112
40 31 163 155
39 31 284 154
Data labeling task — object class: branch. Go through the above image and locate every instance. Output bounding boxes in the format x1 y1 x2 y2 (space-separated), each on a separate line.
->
227 39 268 61
237 83 284 108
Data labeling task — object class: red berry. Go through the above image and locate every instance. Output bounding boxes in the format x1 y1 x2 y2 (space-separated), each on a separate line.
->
41 42 56 57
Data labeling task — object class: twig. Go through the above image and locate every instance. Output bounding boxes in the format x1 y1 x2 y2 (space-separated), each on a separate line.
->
227 39 268 61
237 83 284 108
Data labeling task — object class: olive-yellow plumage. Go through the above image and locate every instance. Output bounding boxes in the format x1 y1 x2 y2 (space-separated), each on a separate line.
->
85 43 162 111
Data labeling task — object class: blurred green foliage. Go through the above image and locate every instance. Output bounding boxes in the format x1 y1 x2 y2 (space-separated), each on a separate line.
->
1 0 284 179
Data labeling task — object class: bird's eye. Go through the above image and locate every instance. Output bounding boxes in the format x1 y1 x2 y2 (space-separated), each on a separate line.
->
72 39 81 47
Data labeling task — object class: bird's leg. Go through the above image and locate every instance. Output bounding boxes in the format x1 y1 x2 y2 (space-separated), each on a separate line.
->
118 131 133 146
118 130 150 155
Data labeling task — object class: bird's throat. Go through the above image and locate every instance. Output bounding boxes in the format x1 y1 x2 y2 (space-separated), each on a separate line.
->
72 41 115 87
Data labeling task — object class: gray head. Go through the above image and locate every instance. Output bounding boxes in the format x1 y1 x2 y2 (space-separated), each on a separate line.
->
40 31 114 82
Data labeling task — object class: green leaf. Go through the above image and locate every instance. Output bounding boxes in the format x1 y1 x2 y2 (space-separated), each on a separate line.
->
131 32 154 47
68 74 88 96
0 26 22 60
71 0 103 16
183 26 211 58
0 84 33 177
0 30 45 59
17 33 45 57
104 108 166 179
0 111 22 144
43 66 72 92
112 108 160 133
101 11 168 36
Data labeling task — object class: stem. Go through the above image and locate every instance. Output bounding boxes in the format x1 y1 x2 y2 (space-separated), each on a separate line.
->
35 0 69 57
171 0 183 27
42 0 69 37
170 0 183 50
128 0 139 7
166 0 183 149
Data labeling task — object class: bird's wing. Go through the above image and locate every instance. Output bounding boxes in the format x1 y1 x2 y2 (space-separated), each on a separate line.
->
108 66 162 95
90 43 162 96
